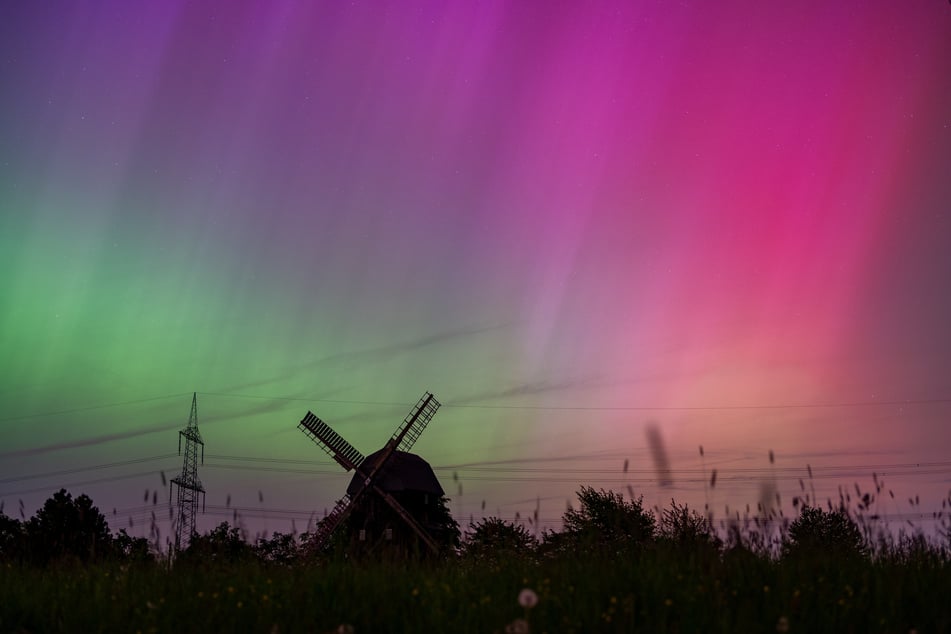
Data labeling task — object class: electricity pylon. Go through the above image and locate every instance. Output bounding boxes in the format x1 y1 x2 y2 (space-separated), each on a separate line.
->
170 392 205 551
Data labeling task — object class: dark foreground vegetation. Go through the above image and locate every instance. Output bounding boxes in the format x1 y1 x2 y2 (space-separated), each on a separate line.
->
1 487 950 633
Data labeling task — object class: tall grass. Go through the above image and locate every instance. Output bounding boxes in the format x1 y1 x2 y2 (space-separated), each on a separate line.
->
2 534 949 633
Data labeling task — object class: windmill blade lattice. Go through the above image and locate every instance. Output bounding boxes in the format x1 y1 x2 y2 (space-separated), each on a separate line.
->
299 411 366 471
309 494 357 549
391 392 440 453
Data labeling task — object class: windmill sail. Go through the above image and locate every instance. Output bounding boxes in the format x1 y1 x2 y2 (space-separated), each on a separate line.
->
309 494 357 549
390 392 441 453
299 411 366 471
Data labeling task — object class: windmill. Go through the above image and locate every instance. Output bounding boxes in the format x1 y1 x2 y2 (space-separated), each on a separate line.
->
297 391 445 554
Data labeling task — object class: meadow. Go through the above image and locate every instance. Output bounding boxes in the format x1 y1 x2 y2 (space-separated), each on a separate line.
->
2 518 949 633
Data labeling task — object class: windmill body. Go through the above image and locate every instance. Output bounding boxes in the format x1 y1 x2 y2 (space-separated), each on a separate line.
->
345 449 443 498
344 449 450 549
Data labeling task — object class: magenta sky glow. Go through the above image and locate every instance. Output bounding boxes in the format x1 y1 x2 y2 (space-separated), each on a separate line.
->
1 1 950 541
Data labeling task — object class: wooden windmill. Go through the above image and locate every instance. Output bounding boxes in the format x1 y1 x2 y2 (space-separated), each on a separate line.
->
297 391 444 554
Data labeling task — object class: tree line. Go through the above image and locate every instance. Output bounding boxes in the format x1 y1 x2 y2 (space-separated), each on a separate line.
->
1 485 941 567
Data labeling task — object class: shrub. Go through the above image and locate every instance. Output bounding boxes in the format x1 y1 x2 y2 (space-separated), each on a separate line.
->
463 517 537 562
543 486 656 556
658 499 721 550
782 505 867 559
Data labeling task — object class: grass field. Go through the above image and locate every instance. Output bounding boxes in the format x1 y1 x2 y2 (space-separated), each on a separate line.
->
2 538 949 633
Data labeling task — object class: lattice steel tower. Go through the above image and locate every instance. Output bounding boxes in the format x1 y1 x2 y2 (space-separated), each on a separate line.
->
170 392 205 551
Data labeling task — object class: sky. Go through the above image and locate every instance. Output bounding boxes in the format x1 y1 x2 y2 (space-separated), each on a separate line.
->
1 1 950 544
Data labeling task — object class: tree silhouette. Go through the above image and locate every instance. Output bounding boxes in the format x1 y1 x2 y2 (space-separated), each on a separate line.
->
112 529 153 563
658 499 722 550
782 506 867 559
255 531 302 566
0 512 26 562
178 522 254 565
463 517 538 561
543 487 656 555
26 489 113 564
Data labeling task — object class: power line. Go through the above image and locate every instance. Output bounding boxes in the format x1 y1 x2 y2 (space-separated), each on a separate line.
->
4 451 949 497
200 390 951 412
0 469 171 498
6 390 948 426
0 392 192 423
0 454 177 485
2 390 949 459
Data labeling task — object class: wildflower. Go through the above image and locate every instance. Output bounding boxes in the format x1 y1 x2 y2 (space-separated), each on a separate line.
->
776 616 790 632
518 588 538 609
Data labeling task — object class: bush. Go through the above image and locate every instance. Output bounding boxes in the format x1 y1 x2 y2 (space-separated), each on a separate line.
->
543 487 656 556
658 499 721 550
462 517 537 562
177 522 255 565
782 506 867 559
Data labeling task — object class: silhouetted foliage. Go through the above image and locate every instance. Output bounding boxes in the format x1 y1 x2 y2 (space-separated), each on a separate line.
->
782 505 867 559
112 529 153 563
25 489 113 564
543 487 656 555
429 495 462 553
463 517 538 561
178 522 254 565
255 531 302 566
0 512 26 562
658 499 721 550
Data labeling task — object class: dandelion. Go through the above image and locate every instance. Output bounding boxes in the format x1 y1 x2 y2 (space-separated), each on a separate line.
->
519 588 538 609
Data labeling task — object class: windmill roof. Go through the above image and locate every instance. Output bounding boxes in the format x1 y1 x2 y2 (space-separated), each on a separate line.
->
346 449 444 497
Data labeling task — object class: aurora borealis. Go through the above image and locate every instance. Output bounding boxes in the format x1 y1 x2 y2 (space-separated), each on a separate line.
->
2 1 950 538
